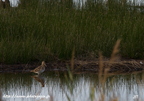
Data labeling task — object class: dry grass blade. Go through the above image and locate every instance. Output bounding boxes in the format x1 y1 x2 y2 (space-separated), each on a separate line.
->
90 86 95 101
49 94 54 101
98 52 104 84
97 39 122 101
110 39 121 63
70 47 75 71
111 98 118 101
103 39 121 84
99 94 105 101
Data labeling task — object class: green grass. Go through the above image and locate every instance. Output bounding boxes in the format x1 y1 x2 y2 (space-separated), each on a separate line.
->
0 0 144 63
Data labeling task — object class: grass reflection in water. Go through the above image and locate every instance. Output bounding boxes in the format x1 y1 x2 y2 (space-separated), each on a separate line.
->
0 71 144 101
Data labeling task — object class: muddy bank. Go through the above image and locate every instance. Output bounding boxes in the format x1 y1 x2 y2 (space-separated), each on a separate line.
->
0 59 144 73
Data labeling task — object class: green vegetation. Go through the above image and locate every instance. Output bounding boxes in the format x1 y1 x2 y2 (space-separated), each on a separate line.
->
0 0 144 63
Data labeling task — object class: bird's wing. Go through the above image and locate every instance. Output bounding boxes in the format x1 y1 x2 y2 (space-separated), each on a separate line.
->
33 66 41 71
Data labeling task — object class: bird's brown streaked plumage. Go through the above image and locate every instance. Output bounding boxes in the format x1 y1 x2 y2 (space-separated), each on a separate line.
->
30 61 46 75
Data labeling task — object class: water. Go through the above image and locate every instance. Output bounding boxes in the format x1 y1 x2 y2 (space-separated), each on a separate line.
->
1 71 144 101
4 0 144 7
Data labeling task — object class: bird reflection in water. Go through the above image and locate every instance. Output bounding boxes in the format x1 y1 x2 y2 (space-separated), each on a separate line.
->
31 75 45 87
31 75 50 101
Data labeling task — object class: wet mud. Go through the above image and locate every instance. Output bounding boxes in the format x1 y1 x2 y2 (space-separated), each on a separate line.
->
0 59 144 74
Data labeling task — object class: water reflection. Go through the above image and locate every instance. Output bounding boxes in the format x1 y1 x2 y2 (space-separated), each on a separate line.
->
1 0 20 7
2 0 144 7
9 0 20 7
0 89 3 101
31 75 45 87
1 72 144 101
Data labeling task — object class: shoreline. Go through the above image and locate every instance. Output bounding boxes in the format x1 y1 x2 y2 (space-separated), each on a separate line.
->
0 59 144 73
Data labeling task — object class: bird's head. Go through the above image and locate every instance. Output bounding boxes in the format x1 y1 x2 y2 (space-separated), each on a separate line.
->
42 61 47 67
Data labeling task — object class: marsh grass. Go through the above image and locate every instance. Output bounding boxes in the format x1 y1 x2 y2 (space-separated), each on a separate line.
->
0 0 144 63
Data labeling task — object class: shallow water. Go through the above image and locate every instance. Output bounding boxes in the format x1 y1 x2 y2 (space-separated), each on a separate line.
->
1 71 144 101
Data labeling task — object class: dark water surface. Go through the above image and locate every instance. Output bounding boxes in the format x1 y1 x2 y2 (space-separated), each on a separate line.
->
1 71 144 101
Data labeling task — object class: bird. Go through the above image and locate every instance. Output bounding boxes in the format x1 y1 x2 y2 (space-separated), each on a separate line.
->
30 61 46 75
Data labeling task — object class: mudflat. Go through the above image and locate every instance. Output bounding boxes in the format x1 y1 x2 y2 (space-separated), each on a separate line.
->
0 59 144 73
